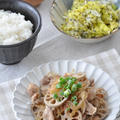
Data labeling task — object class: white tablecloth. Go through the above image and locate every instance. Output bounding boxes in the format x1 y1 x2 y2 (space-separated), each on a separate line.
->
0 0 120 83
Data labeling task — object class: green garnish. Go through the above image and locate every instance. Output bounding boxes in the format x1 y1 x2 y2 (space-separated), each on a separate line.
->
53 76 82 99
64 89 71 97
53 93 58 99
66 108 70 111
60 77 67 84
56 83 62 88
71 84 78 92
77 82 82 88
60 91 64 96
68 79 75 87
73 101 78 106
64 84 67 89
71 96 77 101
71 77 77 81
66 77 72 80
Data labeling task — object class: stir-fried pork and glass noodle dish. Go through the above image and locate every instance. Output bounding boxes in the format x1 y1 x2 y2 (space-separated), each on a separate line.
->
27 72 109 120
60 0 119 38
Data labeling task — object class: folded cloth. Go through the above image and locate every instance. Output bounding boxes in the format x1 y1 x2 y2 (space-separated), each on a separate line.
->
0 49 120 120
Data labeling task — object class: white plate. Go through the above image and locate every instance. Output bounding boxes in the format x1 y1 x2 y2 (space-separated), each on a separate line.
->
13 60 120 120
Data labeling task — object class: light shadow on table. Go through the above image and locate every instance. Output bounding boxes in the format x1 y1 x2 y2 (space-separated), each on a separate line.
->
0 31 120 82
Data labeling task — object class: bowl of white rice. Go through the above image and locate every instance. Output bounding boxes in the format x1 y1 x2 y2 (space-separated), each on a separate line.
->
0 0 41 65
0 10 33 45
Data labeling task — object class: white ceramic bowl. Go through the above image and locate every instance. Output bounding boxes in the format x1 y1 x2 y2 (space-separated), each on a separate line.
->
13 60 120 120
50 0 120 43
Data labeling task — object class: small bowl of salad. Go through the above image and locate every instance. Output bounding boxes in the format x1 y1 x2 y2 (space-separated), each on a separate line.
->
50 0 120 43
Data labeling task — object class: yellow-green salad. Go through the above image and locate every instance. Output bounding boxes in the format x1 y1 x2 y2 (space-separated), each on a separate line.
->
60 0 119 38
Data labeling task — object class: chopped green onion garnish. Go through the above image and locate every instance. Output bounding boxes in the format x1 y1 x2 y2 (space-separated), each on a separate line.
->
73 101 78 106
55 76 78 98
71 96 77 101
77 82 82 88
71 84 78 92
60 77 64 81
60 77 67 84
64 84 69 89
53 93 58 99
67 79 75 87
60 91 64 96
56 83 62 88
71 77 77 81
66 77 72 81
64 89 71 97
66 108 70 111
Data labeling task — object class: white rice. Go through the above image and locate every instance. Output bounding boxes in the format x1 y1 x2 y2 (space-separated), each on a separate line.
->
0 10 33 45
